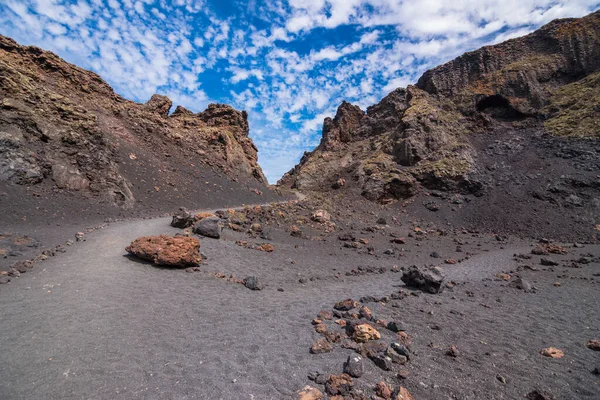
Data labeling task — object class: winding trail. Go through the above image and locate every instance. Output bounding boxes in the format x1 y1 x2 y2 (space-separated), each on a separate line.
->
0 201 539 400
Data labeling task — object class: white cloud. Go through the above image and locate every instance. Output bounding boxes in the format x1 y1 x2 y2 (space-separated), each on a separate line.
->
1 0 598 183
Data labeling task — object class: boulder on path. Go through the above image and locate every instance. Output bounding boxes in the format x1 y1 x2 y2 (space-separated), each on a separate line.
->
194 217 222 239
401 266 445 294
171 207 194 228
126 235 202 267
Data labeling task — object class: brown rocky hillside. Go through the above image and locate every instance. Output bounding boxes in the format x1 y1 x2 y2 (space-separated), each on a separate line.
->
279 10 600 241
0 35 280 227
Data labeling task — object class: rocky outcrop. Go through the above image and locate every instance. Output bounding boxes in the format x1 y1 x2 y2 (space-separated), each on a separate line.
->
279 86 478 202
279 11 600 205
417 10 600 116
0 34 268 213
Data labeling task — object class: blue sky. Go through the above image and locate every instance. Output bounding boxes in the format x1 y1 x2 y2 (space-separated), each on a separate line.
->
1 0 599 182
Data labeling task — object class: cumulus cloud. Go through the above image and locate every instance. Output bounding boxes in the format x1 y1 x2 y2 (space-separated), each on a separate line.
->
1 0 598 182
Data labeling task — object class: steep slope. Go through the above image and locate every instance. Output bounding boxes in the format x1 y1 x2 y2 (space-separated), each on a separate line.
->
0 35 277 226
279 10 600 240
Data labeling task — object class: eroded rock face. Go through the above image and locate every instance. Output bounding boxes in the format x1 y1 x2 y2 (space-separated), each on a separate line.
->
0 34 268 212
125 235 202 267
416 11 600 115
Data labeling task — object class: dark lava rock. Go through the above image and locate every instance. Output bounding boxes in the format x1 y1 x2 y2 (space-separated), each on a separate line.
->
430 251 441 258
387 321 406 333
592 367 599 375
194 217 222 239
423 201 440 211
243 276 264 291
171 207 194 228
343 354 365 378
338 232 356 241
540 257 559 266
401 266 445 294
371 354 393 371
386 347 408 364
526 389 554 400
360 296 381 303
376 217 387 225
509 277 532 292
391 342 411 360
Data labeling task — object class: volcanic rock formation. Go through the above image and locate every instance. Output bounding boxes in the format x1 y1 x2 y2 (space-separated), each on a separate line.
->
0 34 269 222
279 11 600 239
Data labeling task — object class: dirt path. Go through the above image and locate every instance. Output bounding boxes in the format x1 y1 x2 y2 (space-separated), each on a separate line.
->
0 205 598 399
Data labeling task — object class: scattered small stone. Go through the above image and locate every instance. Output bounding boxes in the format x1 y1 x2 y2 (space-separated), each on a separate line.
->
185 267 201 273
353 324 381 342
358 305 373 320
334 298 358 311
343 354 364 378
587 339 600 351
297 385 324 400
387 321 406 333
390 342 410 360
509 277 532 292
386 347 408 365
311 210 331 223
375 381 392 399
396 387 414 400
401 266 445 294
376 217 387 225
243 276 265 291
371 354 393 371
75 232 85 242
430 251 441 258
444 259 457 264
256 243 275 252
526 389 554 400
397 370 409 380
592 367 600 375
446 345 459 357
310 338 333 354
193 217 222 239
497 375 506 384
0 276 10 284
325 374 353 396
540 347 564 358
171 207 194 228
540 257 559 266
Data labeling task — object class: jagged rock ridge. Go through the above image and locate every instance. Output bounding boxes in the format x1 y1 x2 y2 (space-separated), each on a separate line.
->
280 10 600 202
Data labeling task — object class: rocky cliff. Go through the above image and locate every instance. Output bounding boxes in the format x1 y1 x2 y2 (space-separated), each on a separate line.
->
279 10 600 239
0 35 273 225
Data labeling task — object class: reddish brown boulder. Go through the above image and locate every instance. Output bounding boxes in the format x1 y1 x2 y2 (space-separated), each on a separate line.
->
310 338 333 354
126 235 202 267
375 381 392 399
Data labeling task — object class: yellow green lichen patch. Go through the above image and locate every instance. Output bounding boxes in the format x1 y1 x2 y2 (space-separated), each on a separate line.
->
544 71 600 138
413 155 472 179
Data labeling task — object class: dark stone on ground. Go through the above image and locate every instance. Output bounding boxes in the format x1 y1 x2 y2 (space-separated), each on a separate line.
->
401 266 445 294
194 217 222 239
343 354 365 378
171 208 194 228
243 276 265 291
